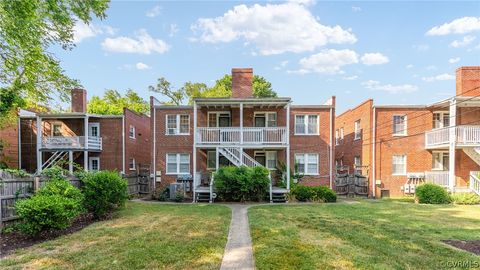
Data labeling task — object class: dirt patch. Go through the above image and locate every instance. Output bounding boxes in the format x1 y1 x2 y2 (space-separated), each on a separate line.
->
443 240 480 255
0 213 102 258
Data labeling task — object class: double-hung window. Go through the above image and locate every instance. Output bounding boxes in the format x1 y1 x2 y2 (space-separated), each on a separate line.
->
295 153 319 175
392 155 407 175
354 120 361 140
254 112 277 127
295 115 318 135
166 153 190 174
432 152 449 171
166 114 190 135
433 112 450 129
335 130 340 145
254 151 277 170
354 156 362 174
129 158 136 170
393 115 407 136
129 125 136 139
52 123 62 137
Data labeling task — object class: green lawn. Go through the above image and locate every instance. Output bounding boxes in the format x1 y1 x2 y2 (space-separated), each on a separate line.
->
1 202 231 270
249 200 480 270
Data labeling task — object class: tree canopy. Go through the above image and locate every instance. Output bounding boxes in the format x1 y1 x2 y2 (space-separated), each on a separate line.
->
150 74 277 105
0 0 110 125
87 89 149 115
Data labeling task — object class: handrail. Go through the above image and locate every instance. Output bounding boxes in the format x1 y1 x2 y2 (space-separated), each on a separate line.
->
42 136 102 150
209 174 214 203
196 126 287 144
269 172 273 203
470 172 480 196
425 125 480 148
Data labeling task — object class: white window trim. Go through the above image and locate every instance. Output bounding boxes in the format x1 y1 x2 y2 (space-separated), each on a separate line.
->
51 122 63 137
432 111 450 130
207 150 216 170
165 114 190 135
354 120 361 140
207 111 231 127
392 115 408 136
129 125 136 139
254 150 277 170
129 158 136 171
392 155 407 176
88 157 100 171
432 151 449 171
294 114 319 135
253 112 278 127
165 153 190 175
295 153 319 176
88 123 100 137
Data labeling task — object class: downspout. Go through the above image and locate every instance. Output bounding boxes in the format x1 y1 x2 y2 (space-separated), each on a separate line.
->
152 101 157 192
329 106 333 189
18 117 21 169
122 114 125 174
372 106 376 198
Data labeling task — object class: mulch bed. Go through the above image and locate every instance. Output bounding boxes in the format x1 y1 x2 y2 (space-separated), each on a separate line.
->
443 240 480 255
0 213 100 258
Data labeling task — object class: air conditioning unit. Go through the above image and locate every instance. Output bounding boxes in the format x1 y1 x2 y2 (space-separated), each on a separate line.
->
407 172 425 179
169 183 184 200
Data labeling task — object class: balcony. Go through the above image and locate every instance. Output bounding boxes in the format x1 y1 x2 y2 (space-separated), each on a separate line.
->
424 171 449 187
425 125 480 149
41 136 102 151
196 127 287 145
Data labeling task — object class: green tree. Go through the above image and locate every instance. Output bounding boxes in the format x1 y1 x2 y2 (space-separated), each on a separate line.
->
149 77 185 105
87 89 149 115
0 0 110 123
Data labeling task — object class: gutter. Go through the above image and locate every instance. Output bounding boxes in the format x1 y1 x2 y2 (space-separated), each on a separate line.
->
372 107 376 198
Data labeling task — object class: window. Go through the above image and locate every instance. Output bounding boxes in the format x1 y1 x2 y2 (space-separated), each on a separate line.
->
166 114 190 135
354 120 361 140
52 123 62 136
129 158 136 170
393 115 407 136
340 128 344 140
129 125 136 139
207 151 216 170
166 153 190 174
88 123 100 137
295 115 318 135
254 112 277 127
254 151 277 170
295 153 319 175
335 130 339 145
433 112 450 129
354 156 362 174
392 155 407 175
432 152 449 171
89 157 100 171
208 112 231 127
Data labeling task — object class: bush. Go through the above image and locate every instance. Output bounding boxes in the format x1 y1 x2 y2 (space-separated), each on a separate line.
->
41 166 67 181
415 183 451 204
450 193 480 205
214 166 270 202
82 171 128 218
291 185 337 202
37 179 84 204
16 194 83 236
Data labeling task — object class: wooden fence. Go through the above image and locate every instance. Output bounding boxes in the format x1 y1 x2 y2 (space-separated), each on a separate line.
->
334 174 369 197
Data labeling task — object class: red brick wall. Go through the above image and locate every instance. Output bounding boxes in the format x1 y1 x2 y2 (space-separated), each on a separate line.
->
96 118 123 171
0 120 19 168
124 109 151 172
232 68 253 98
71 89 87 113
456 66 480 97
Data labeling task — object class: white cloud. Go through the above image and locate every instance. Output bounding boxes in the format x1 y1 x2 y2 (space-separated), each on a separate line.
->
422 73 455 82
406 64 414 69
169 24 179 37
426 17 480 36
450 35 476 47
352 6 361 12
274 60 289 70
146 5 162 18
136 62 151 70
449 57 460 64
101 29 170 54
360 53 389 65
295 49 359 74
342 75 358 80
73 22 115 43
362 80 418 94
191 2 357 55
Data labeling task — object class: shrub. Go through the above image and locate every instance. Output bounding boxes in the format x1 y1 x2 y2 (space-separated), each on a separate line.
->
415 183 451 204
313 186 337 202
214 166 270 202
16 195 83 236
41 166 67 181
291 185 316 202
82 171 128 218
291 185 337 202
37 179 84 205
450 193 480 205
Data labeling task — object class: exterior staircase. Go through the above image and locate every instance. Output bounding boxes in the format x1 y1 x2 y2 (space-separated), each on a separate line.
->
463 147 480 166
39 151 68 173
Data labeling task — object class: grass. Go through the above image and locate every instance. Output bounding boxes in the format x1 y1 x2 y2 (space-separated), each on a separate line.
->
1 202 231 270
249 199 480 270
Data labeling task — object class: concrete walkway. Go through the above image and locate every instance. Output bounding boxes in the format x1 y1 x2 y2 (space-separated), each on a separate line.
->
220 204 255 270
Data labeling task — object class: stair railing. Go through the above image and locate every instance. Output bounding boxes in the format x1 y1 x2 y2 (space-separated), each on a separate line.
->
269 172 273 203
209 174 215 203
470 172 480 196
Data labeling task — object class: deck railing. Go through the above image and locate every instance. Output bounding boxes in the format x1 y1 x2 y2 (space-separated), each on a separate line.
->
470 171 480 196
424 171 449 187
42 136 102 150
196 127 287 145
425 125 480 148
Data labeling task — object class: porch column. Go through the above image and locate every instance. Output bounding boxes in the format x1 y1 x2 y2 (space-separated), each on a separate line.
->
36 116 42 173
193 102 197 201
84 116 89 171
69 151 73 174
448 98 456 191
286 103 291 190
240 103 243 144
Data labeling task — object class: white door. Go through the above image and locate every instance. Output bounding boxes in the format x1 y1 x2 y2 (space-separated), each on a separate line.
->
88 123 100 137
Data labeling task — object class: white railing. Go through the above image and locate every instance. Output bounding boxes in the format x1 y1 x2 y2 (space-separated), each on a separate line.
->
196 127 287 145
42 136 102 150
425 171 449 187
470 171 480 196
425 125 480 148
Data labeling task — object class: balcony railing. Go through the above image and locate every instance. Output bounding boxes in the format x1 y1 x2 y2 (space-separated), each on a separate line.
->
41 136 102 150
424 171 449 187
425 125 480 148
196 127 287 145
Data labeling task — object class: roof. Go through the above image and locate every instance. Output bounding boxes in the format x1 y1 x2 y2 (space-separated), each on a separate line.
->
193 97 291 104
21 111 123 119
373 105 426 109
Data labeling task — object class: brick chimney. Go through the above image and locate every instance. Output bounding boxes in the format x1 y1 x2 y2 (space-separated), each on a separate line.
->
232 68 253 98
71 88 87 113
456 66 480 97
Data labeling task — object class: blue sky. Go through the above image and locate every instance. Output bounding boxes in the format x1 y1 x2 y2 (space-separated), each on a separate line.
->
54 0 480 113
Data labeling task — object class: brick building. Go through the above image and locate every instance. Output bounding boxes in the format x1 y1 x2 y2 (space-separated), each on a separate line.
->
336 66 480 197
1 89 150 174
151 68 335 201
